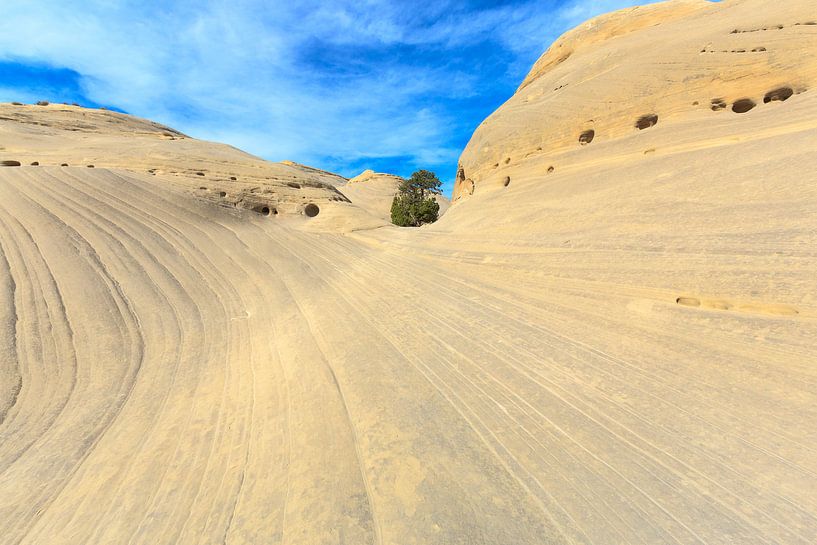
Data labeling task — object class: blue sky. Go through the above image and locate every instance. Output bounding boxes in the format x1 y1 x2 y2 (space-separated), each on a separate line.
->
0 0 646 194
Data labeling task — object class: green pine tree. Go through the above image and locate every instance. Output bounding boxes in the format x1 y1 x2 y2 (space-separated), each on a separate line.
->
390 170 442 227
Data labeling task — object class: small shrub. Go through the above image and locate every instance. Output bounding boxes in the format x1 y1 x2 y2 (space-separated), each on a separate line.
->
36 101 49 106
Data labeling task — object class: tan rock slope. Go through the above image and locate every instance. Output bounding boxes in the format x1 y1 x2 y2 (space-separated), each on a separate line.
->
0 102 373 225
1 0 816 544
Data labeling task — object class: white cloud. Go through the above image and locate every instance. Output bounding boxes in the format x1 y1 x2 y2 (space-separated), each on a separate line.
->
0 0 646 180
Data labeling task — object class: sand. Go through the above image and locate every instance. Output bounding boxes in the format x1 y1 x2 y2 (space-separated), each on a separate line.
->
1 0 816 543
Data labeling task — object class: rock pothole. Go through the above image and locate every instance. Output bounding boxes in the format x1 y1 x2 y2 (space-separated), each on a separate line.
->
764 87 793 103
304 203 320 217
732 98 756 113
635 114 658 130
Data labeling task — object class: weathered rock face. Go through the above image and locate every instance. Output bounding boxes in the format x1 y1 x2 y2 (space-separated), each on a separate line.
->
452 0 817 202
0 102 352 221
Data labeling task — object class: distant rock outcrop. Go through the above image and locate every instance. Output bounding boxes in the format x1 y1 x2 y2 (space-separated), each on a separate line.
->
0 102 376 226
340 170 450 223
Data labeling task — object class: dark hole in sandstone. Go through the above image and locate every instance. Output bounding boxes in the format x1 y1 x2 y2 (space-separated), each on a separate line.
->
255 206 272 216
87 164 94 168
219 191 227 197
287 182 301 189
30 161 39 166
304 203 320 217
711 98 727 111
732 98 756 113
635 114 658 130
196 172 205 176
503 176 510 187
579 130 595 145
504 157 511 164
61 163 69 167
1 160 21 167
547 166 555 173
230 176 237 181
764 87 793 103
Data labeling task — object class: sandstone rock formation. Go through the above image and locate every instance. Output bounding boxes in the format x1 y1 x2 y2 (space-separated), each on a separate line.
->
453 0 817 206
1 0 816 543
0 102 355 221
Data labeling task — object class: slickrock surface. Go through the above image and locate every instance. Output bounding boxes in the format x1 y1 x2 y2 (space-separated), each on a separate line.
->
1 1 816 543
0 102 354 221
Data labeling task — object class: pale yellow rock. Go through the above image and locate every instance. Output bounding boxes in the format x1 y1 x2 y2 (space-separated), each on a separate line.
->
0 102 363 224
1 0 816 544
454 0 817 202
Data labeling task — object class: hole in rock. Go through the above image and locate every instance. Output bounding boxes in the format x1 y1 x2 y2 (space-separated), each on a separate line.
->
547 166 555 173
30 161 39 166
764 87 793 103
732 98 756 113
287 182 301 189
219 191 227 197
304 203 320 217
579 130 595 145
635 114 658 130
255 205 272 216
456 165 465 182
1 160 21 167
196 172 205 176
230 176 237 181
711 98 727 111
87 164 94 168
61 163 69 167
676 297 701 307
503 176 510 187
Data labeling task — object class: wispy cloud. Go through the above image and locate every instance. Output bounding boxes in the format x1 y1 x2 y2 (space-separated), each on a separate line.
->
0 0 645 192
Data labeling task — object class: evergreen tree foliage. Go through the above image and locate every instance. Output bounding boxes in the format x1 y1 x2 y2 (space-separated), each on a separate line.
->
390 169 442 227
